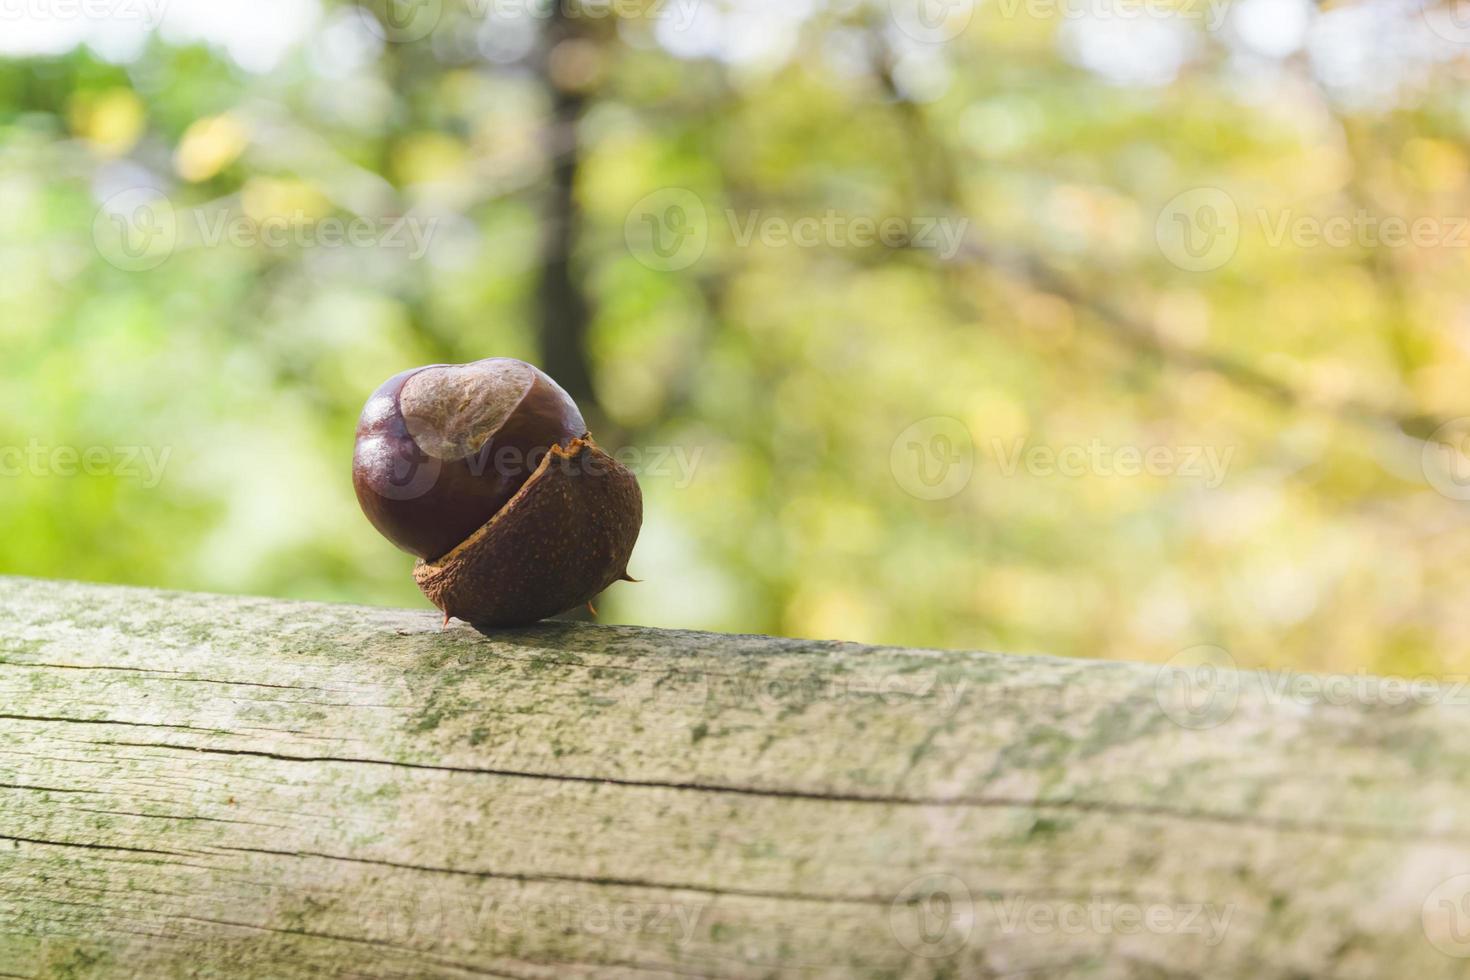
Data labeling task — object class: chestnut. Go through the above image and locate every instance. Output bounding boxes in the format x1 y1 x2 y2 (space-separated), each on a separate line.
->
353 357 642 627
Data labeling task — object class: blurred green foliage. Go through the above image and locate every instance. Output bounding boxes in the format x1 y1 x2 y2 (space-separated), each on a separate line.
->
2 0 1469 676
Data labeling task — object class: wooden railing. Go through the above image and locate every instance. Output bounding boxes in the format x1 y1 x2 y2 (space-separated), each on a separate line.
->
2 576 1468 977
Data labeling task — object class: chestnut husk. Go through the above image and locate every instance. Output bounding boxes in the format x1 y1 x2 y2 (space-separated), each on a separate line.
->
412 437 642 627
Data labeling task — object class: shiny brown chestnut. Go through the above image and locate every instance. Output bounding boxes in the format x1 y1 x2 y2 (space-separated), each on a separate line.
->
352 357 641 627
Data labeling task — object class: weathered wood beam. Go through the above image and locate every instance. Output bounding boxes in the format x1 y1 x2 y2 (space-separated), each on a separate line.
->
1 576 1468 978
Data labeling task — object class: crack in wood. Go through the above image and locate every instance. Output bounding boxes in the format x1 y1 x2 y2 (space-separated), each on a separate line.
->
217 844 893 906
82 737 1461 845
0 833 202 860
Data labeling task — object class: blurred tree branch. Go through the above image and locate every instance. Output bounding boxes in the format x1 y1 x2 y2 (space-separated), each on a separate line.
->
867 37 1449 444
536 3 600 428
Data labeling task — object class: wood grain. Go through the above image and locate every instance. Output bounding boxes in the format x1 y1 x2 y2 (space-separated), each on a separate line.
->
1 576 1468 978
